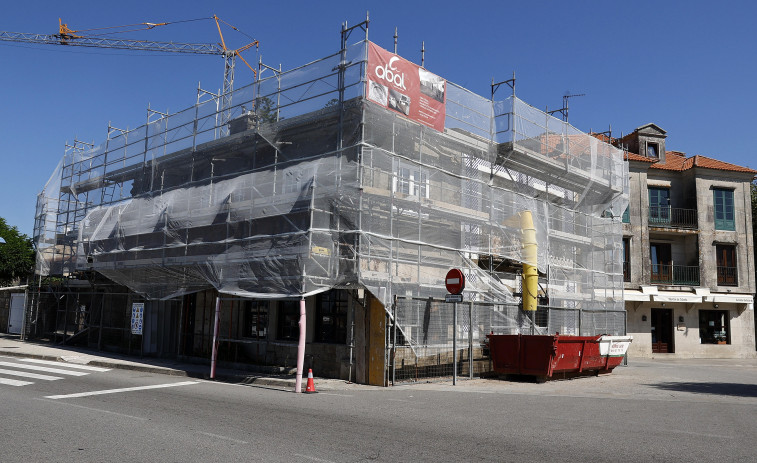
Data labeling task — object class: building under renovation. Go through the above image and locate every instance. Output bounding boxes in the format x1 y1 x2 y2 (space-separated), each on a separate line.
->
27 24 629 385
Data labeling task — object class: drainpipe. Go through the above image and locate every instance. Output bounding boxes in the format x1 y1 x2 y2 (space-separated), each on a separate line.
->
295 297 306 393
520 210 538 314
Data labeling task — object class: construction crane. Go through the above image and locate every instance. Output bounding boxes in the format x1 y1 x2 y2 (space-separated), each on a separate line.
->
0 16 258 127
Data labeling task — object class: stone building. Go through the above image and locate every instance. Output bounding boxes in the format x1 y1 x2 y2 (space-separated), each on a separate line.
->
618 124 756 358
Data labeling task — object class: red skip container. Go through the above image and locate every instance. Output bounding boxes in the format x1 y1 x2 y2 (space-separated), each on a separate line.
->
487 333 632 379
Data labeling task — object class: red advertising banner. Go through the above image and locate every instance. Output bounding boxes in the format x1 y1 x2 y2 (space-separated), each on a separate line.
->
366 42 446 132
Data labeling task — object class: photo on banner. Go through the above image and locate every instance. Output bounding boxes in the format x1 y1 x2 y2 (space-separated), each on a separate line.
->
366 42 446 132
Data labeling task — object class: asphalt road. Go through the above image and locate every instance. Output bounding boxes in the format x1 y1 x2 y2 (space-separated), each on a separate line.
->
1 355 756 462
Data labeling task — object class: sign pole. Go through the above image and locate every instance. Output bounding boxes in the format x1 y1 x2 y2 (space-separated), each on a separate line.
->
469 300 473 380
453 301 457 386
210 296 221 379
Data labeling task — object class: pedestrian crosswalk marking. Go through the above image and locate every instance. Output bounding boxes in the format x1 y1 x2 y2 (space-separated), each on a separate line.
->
0 368 62 381
0 360 89 376
18 358 111 372
0 357 112 388
45 381 200 399
0 377 34 387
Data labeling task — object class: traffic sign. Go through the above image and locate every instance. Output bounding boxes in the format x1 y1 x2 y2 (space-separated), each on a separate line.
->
445 294 463 303
445 268 465 295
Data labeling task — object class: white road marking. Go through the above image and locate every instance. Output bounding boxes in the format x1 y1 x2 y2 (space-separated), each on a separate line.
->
18 358 111 372
45 380 200 399
0 361 88 376
294 454 338 463
197 432 249 444
0 368 62 381
35 398 148 421
0 377 34 386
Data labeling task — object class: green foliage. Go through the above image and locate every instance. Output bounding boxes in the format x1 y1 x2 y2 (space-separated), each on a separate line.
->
255 96 280 123
0 218 35 286
752 181 757 282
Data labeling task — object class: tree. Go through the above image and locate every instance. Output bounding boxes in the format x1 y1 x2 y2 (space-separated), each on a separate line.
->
753 180 757 285
255 96 281 123
0 218 35 287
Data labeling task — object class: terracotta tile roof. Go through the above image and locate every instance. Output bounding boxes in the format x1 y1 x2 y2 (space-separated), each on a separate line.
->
625 151 656 163
649 152 757 174
688 155 757 174
590 132 616 144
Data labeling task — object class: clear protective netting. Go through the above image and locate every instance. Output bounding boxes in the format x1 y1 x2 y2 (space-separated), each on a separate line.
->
34 40 628 333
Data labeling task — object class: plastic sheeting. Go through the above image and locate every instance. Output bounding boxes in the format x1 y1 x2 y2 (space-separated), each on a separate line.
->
34 40 628 315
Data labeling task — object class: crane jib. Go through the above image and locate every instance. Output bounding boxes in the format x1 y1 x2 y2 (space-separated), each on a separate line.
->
0 31 221 54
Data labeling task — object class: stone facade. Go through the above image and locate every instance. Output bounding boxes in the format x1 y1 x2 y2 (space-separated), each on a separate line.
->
620 124 756 358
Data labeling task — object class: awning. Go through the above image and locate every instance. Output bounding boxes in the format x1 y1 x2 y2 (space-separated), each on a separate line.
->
623 290 650 302
704 294 754 304
652 293 702 303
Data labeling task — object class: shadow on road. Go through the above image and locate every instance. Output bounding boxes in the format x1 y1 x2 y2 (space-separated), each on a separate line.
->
650 382 757 398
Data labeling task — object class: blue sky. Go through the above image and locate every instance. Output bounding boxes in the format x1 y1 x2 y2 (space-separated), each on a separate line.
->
1 1 755 236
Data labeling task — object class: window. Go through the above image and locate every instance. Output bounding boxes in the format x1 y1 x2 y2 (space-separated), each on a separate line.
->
315 290 348 343
622 237 630 282
713 188 735 230
646 142 659 158
283 168 314 195
699 310 730 344
394 166 429 198
648 187 670 225
243 300 269 339
716 244 738 286
622 206 630 224
277 301 300 341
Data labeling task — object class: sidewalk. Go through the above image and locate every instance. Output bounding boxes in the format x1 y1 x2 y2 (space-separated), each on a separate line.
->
0 333 357 391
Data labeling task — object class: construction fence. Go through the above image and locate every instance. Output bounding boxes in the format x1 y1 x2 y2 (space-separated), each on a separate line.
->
388 296 627 384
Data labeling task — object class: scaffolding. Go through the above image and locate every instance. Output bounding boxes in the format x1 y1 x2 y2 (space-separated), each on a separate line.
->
31 27 628 364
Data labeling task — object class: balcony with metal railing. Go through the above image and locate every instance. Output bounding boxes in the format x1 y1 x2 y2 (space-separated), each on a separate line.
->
650 264 700 286
717 266 738 286
648 206 698 230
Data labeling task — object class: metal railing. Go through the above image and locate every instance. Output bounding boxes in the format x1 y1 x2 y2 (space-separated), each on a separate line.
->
648 207 697 229
717 267 738 286
650 264 700 286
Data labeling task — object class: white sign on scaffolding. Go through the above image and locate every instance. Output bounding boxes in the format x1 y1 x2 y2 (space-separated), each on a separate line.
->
131 303 144 335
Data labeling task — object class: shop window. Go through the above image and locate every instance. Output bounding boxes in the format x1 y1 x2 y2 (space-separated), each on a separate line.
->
315 290 348 344
243 300 269 339
278 301 300 341
699 310 730 344
716 244 738 286
713 188 735 231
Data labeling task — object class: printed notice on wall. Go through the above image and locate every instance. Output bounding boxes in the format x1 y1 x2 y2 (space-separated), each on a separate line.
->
366 42 446 132
131 302 144 335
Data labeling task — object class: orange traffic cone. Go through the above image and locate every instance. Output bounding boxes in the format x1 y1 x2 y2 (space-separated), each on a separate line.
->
305 368 317 393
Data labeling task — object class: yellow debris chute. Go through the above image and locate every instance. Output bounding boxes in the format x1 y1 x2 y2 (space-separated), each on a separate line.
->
519 211 538 312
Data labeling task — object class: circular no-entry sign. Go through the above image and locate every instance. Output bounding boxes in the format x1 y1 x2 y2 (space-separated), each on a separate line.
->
445 268 465 295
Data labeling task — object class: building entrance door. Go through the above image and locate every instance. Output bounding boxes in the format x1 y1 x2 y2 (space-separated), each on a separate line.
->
651 308 673 353
8 293 25 334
